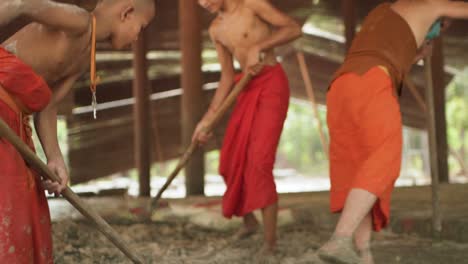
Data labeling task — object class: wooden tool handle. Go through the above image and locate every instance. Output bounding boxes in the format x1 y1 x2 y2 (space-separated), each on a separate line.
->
152 73 253 207
0 119 144 264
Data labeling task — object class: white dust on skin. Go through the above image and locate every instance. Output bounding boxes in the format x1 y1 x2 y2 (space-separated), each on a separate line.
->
4 41 18 55
0 0 23 9
32 1 86 15
0 0 24 25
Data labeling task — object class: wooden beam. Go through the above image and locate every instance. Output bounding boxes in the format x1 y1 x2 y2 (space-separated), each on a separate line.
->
179 0 205 196
342 0 356 51
132 32 152 197
67 87 227 184
424 56 442 239
430 38 449 183
73 72 222 107
66 49 452 183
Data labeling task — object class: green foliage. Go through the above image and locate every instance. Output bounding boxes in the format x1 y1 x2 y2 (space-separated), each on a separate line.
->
277 99 329 176
446 69 468 176
203 99 330 177
31 117 69 165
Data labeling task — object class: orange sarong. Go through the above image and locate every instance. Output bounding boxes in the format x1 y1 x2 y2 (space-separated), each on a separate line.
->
327 67 402 231
0 47 53 263
219 64 290 218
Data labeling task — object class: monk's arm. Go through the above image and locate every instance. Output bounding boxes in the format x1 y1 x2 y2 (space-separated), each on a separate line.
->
246 0 302 52
191 27 235 143
202 28 235 122
34 74 80 192
439 1 468 19
23 0 90 36
0 1 26 27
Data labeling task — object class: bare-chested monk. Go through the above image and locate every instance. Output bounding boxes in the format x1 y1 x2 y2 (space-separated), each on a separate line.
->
194 0 301 260
0 0 154 262
309 1 468 264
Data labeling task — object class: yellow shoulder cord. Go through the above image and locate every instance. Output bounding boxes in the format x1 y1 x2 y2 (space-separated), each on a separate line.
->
90 14 100 119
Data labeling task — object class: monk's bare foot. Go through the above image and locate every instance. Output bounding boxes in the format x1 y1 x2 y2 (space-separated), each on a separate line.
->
358 248 374 264
317 235 362 264
254 244 279 264
232 223 259 240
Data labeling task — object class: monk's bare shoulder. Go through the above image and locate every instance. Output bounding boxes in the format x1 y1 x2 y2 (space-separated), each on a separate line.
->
208 17 222 42
43 23 92 82
0 0 25 27
243 0 260 8
2 0 25 10
243 0 267 13
26 0 91 36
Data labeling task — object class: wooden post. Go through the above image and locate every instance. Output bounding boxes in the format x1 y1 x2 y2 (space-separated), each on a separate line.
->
132 31 152 197
430 38 449 183
179 0 205 196
342 0 356 51
424 55 442 239
151 113 165 163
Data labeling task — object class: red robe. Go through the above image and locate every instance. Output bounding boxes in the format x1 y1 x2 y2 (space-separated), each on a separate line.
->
219 64 290 218
0 47 53 263
327 67 402 231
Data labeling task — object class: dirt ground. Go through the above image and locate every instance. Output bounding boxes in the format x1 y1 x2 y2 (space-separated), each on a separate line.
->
51 197 468 264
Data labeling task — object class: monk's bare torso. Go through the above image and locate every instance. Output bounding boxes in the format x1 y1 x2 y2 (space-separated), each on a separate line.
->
3 23 91 94
211 2 277 69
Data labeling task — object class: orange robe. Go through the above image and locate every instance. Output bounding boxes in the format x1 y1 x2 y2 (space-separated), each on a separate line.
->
0 47 53 263
219 64 290 218
327 67 402 231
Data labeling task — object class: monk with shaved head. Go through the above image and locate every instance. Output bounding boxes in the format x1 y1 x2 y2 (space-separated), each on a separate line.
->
0 0 154 262
195 0 302 261
310 1 468 263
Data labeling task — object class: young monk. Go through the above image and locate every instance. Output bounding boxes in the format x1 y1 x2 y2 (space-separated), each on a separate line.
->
314 1 468 264
194 0 301 260
0 0 154 262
